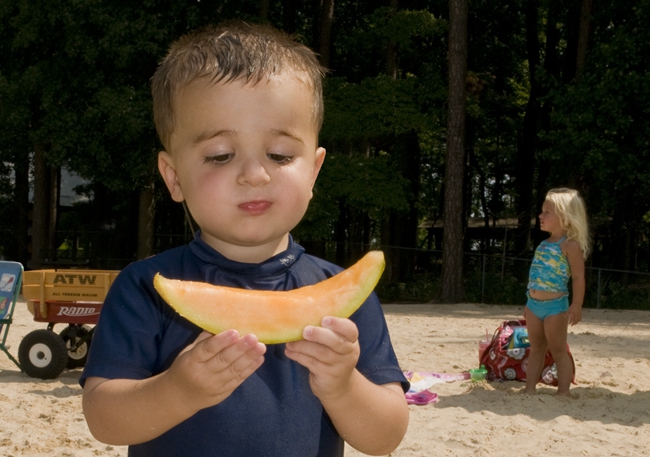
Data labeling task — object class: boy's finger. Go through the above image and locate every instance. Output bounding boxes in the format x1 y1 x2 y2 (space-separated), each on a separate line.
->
296 320 359 359
191 330 240 362
194 331 216 344
206 333 266 370
319 316 359 343
224 341 266 379
227 353 266 386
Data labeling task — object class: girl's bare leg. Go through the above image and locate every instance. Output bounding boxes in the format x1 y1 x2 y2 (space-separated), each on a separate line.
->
524 308 547 395
544 312 572 396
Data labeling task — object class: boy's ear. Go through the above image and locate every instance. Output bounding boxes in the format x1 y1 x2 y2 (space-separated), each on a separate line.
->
158 151 185 202
309 147 326 199
311 147 326 185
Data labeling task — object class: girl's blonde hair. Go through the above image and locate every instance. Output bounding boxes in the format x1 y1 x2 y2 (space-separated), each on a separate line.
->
546 188 591 258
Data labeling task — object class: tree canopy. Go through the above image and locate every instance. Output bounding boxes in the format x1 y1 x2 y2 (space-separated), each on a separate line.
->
1 0 649 295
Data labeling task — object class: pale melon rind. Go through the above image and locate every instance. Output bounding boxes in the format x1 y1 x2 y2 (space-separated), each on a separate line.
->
153 251 385 344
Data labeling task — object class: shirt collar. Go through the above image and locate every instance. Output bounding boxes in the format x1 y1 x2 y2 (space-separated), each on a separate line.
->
188 231 304 277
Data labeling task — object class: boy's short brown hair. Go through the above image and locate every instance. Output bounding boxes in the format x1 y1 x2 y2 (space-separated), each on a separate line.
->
151 22 326 152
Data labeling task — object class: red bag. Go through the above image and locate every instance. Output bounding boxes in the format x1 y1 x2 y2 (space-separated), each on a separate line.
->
479 319 575 386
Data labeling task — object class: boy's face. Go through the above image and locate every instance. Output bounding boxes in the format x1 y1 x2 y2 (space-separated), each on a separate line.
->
158 75 325 262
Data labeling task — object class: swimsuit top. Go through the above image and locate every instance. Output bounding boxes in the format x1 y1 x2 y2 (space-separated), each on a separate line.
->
527 237 570 293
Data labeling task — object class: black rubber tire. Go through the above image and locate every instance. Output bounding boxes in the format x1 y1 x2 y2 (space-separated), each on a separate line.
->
59 324 92 369
18 329 69 379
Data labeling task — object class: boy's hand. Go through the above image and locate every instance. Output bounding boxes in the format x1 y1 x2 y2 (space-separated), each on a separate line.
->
167 330 266 414
284 317 360 401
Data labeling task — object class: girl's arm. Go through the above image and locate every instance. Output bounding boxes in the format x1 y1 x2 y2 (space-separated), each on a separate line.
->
565 239 585 325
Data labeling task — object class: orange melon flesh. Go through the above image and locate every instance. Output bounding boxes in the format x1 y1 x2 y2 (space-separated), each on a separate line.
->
153 251 385 344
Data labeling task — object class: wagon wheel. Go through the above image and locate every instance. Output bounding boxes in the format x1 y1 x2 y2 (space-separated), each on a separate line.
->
18 329 68 379
59 324 93 369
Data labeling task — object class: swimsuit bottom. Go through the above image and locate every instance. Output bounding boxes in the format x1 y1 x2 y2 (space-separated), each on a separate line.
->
526 291 569 320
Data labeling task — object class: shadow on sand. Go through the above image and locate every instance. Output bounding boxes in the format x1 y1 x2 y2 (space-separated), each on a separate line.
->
434 380 650 427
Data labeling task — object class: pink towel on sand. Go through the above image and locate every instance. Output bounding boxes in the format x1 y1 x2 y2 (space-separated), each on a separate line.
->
403 371 470 405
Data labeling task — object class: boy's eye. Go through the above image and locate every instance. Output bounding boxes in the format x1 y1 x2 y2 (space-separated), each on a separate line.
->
204 153 234 165
267 153 293 164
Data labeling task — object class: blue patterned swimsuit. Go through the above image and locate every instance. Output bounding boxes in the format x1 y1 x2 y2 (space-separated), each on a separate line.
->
526 237 570 320
528 237 570 293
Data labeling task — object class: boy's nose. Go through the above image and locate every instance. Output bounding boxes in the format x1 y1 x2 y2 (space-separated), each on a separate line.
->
237 159 271 187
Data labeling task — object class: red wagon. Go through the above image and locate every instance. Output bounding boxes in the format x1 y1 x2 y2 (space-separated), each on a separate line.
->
20 269 119 379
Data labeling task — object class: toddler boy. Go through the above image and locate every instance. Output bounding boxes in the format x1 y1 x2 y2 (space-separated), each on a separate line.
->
81 22 409 456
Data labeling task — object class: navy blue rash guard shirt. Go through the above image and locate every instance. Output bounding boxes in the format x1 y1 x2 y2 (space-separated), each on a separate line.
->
80 234 408 457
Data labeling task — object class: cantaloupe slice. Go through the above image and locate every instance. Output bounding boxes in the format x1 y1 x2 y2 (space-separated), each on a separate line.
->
153 251 385 344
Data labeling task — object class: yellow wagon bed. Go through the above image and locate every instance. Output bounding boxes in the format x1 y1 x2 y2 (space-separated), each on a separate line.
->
19 268 120 379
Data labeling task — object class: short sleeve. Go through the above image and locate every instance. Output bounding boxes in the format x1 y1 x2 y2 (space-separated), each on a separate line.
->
351 293 409 393
79 258 198 387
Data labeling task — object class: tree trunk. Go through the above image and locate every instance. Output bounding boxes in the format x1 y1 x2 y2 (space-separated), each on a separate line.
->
318 0 334 67
380 214 393 282
381 0 421 283
391 131 421 282
48 166 60 259
335 197 348 267
137 182 155 260
439 0 468 303
31 145 49 268
282 0 297 34
90 182 111 266
575 0 593 81
386 0 399 78
469 147 489 252
536 1 561 215
31 146 61 268
14 149 30 266
259 0 270 21
514 0 541 255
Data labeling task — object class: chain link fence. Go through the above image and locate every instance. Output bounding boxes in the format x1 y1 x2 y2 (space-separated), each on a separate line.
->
9 232 650 311
302 242 650 311
373 247 650 311
472 252 650 310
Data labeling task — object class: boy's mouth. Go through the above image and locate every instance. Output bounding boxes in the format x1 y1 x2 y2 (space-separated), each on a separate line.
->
238 200 271 214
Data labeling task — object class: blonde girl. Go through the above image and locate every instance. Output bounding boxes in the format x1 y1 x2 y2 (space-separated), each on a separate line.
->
524 188 590 396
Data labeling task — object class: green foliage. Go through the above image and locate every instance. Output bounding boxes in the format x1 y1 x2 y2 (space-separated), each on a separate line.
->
367 8 445 50
539 0 650 268
463 271 526 305
1 0 650 278
595 281 650 311
322 75 433 142
1 0 162 190
332 5 446 81
376 273 439 303
295 153 410 241
321 154 410 212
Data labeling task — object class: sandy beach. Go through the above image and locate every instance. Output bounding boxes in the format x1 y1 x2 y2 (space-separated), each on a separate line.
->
1 299 648 456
